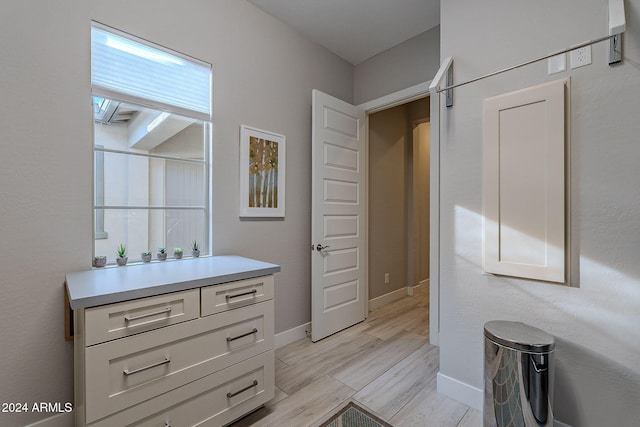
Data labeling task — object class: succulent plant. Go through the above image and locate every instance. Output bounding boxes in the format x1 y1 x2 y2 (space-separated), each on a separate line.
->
158 247 166 254
174 247 183 254
117 244 127 258
192 240 199 251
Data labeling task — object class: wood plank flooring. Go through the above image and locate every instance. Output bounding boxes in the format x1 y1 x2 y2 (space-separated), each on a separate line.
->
230 286 482 427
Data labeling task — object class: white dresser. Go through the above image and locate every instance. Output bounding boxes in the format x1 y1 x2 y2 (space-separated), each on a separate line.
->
66 256 279 427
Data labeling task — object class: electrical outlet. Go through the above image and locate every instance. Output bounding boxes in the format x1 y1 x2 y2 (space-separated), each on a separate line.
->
548 53 566 75
384 273 390 284
570 45 591 69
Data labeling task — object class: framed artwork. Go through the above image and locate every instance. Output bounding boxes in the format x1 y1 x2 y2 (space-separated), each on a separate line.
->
239 125 286 217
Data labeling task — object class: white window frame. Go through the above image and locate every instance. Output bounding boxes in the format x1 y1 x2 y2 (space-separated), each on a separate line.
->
91 22 213 262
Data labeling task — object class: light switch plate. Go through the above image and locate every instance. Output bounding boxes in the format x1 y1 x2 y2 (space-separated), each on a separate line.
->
548 53 566 74
570 45 592 69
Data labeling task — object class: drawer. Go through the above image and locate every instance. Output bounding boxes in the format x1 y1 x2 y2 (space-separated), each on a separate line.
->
201 275 274 316
85 289 200 346
84 300 274 423
89 350 275 427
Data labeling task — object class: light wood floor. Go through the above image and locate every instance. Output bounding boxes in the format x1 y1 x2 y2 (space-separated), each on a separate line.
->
231 286 482 427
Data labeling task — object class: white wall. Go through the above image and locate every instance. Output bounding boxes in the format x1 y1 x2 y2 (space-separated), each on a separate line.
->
354 26 440 105
439 1 640 426
0 1 352 425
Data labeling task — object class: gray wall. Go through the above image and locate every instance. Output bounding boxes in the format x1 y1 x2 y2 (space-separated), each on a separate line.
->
439 1 640 426
354 26 440 105
0 1 352 425
369 98 429 300
369 105 409 299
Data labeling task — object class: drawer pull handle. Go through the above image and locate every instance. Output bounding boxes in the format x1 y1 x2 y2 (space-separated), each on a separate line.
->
123 357 171 376
124 307 172 323
226 289 257 301
227 328 258 342
227 380 258 398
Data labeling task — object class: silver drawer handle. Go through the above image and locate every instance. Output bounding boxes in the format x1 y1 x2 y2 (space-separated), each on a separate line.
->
227 328 258 342
226 380 258 398
165 422 170 427
123 357 171 376
226 289 257 301
125 307 172 323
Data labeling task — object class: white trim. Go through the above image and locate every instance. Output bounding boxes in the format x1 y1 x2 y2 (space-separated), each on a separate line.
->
24 412 74 427
364 115 370 317
436 372 484 411
609 0 626 35
436 372 571 427
355 80 438 346
368 287 407 312
357 81 430 113
429 82 442 347
274 322 311 349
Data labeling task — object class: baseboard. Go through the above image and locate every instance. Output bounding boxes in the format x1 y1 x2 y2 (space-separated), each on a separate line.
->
408 280 428 297
274 322 310 349
436 372 571 427
368 287 408 311
437 371 484 411
24 411 73 427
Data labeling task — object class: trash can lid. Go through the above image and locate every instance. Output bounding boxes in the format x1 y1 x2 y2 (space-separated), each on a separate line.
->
484 321 555 353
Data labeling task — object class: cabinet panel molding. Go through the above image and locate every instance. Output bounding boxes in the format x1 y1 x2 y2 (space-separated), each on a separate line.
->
483 78 568 283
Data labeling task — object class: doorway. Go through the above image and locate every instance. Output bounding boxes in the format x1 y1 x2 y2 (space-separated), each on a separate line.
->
367 97 430 315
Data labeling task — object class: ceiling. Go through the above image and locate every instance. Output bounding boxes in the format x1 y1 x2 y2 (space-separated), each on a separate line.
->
248 0 440 65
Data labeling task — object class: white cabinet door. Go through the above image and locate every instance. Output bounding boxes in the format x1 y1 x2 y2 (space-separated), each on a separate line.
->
483 78 567 283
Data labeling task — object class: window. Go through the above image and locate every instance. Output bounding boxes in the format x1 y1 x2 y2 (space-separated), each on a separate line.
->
91 23 212 264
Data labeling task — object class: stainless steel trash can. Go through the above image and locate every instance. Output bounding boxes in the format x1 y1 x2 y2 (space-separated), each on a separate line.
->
484 321 555 427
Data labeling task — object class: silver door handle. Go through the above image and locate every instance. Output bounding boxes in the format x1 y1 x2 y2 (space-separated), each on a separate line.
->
316 244 330 251
124 307 172 323
227 380 258 398
123 357 170 375
227 328 258 342
226 289 257 300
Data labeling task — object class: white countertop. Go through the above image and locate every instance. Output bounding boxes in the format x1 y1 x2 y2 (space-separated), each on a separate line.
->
66 255 281 310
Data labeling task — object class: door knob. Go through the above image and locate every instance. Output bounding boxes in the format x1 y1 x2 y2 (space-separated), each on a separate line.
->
316 244 330 252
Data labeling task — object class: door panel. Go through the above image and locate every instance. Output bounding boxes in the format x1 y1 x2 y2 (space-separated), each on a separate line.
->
482 79 566 283
311 89 366 342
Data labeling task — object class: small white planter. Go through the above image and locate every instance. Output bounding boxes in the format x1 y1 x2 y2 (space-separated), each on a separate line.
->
192 249 200 258
94 256 107 268
157 252 167 261
141 253 152 263
116 256 128 266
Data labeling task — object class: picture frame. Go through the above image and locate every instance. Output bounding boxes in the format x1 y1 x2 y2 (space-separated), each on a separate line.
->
239 125 286 217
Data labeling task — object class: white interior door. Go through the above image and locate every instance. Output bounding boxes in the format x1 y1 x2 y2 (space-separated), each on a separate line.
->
311 89 367 342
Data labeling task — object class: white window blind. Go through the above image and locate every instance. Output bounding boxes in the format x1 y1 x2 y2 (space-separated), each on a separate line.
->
91 24 211 119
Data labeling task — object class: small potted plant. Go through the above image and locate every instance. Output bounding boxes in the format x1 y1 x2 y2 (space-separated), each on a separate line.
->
157 247 167 261
93 255 107 268
116 244 128 266
192 240 200 258
141 251 152 263
174 247 183 259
